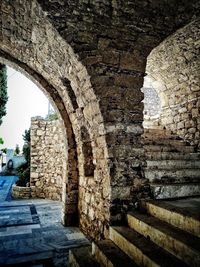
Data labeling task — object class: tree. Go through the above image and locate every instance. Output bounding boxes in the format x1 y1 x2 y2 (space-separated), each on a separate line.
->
15 144 20 155
46 110 58 121
22 129 30 164
0 137 4 145
1 148 7 154
16 129 31 186
0 138 6 154
0 64 8 125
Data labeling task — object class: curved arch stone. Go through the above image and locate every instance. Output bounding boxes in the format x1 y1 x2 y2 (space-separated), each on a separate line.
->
1 0 199 240
0 0 111 239
0 51 79 226
146 19 200 147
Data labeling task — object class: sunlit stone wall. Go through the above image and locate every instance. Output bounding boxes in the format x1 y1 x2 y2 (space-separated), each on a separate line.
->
30 116 66 201
147 20 200 148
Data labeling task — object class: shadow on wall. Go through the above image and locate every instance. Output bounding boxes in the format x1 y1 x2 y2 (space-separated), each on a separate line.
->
81 126 95 177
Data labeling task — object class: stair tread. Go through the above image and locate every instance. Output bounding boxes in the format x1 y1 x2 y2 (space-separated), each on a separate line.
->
145 169 200 174
111 226 188 267
150 183 200 199
146 159 200 169
70 246 100 267
128 211 200 252
143 140 190 146
144 144 195 150
151 182 200 185
94 240 138 267
145 169 200 183
146 199 200 221
146 152 200 160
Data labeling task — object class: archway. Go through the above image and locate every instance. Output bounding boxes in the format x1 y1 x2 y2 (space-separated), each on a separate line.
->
144 19 200 149
0 56 79 226
1 0 199 242
0 0 111 240
142 19 200 199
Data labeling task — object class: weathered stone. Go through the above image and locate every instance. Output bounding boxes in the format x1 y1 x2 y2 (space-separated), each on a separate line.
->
0 0 199 241
145 20 200 147
30 117 66 201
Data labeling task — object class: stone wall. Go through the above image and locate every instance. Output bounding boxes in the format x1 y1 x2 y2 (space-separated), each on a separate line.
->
12 184 35 199
30 117 66 201
147 19 200 148
0 0 199 240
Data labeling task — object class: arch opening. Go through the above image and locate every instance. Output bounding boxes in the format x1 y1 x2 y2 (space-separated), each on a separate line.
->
0 0 111 239
143 19 200 150
142 19 200 200
0 55 80 227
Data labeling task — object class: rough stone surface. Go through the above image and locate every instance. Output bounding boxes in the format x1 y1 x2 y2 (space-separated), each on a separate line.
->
0 0 199 240
30 117 66 201
12 184 33 199
146 19 200 149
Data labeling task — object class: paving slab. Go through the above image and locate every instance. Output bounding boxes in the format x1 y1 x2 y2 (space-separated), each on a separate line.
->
0 176 89 266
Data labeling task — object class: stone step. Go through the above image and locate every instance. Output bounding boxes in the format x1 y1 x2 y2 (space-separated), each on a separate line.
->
143 138 190 147
146 160 200 169
92 240 138 267
127 211 200 266
145 169 200 183
109 226 188 267
146 152 200 161
150 183 200 199
143 122 163 130
145 200 200 237
144 145 195 153
143 129 175 138
69 245 100 267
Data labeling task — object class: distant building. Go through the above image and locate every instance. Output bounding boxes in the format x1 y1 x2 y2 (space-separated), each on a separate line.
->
0 149 26 175
6 149 26 168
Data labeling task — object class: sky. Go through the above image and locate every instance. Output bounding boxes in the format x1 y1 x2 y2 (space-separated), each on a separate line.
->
0 66 50 150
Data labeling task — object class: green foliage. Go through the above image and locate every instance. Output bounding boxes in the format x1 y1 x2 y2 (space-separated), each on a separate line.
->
0 64 8 125
0 138 6 154
16 129 31 187
0 137 4 145
16 162 30 186
14 144 20 155
1 148 7 154
46 111 58 121
22 129 30 163
23 129 30 143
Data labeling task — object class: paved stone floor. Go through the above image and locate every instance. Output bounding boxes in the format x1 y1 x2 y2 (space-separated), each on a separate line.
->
0 176 89 266
0 176 18 202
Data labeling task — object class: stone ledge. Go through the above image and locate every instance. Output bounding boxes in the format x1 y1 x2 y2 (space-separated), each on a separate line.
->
12 184 36 199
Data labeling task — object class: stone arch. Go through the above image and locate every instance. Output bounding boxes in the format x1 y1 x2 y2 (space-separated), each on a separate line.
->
1 0 199 241
0 51 79 226
145 19 200 147
32 1 199 236
0 0 110 239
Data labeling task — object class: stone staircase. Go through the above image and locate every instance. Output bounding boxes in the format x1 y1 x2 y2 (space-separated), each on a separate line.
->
142 128 200 199
69 199 200 267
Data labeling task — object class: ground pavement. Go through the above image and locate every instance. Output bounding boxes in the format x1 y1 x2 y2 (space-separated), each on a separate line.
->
0 176 89 267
